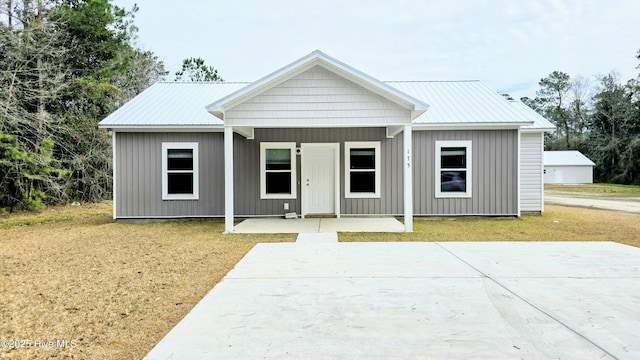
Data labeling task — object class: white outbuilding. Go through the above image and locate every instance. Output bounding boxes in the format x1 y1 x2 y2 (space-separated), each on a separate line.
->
544 151 595 184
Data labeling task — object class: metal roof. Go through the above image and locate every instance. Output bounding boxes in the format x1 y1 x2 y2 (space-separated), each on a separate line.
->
99 71 551 130
99 82 247 127
387 81 534 125
544 151 595 166
508 100 556 131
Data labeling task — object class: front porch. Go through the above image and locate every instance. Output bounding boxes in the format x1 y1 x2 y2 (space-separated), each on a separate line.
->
233 217 405 234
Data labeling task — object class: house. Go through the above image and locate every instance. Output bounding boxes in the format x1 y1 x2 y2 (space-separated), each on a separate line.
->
544 151 595 184
98 50 555 232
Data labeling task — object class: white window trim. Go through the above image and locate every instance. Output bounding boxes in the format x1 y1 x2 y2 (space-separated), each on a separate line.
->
162 142 199 200
345 141 381 198
435 140 472 198
260 142 297 200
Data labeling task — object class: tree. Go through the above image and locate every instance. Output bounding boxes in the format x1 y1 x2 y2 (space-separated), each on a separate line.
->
112 48 168 101
567 76 592 140
174 57 223 82
0 0 70 210
0 0 166 210
536 71 572 149
588 72 636 183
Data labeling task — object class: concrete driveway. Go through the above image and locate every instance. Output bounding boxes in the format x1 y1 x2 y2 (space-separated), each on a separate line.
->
145 240 640 359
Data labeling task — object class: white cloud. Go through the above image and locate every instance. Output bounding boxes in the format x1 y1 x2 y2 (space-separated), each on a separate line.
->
118 0 640 99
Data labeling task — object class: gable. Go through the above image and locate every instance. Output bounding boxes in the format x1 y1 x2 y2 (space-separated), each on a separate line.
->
224 66 411 127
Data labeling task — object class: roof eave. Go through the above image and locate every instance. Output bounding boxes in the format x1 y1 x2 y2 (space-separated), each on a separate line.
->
522 127 557 133
413 122 533 130
99 124 224 132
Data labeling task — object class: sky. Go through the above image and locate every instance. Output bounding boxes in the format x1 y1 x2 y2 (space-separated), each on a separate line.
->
113 0 640 100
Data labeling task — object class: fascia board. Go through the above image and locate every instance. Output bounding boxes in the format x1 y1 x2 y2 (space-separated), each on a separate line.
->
413 122 533 130
101 125 223 132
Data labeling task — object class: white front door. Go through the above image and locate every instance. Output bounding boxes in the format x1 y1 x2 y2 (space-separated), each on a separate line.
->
302 144 339 216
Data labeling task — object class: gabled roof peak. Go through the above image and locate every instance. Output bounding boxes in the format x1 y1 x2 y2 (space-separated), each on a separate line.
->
205 50 430 120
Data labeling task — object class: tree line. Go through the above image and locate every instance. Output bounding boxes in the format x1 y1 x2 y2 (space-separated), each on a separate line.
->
0 0 225 212
522 51 640 185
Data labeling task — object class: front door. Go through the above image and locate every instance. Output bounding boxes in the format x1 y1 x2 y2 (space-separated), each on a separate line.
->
302 144 339 216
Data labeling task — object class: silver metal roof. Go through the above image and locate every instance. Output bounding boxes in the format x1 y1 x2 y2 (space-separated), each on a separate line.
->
387 81 536 125
544 151 595 166
99 80 552 129
508 100 556 131
99 82 247 127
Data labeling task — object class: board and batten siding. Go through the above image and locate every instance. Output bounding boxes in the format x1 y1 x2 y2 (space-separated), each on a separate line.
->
233 128 404 216
413 129 519 216
224 66 411 127
115 129 520 218
115 132 225 218
520 132 544 212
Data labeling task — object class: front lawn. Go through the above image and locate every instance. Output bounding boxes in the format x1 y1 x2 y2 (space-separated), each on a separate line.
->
0 202 294 359
340 205 640 248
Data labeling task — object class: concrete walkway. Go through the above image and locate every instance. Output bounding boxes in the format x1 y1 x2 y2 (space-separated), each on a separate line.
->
233 217 405 233
145 241 640 359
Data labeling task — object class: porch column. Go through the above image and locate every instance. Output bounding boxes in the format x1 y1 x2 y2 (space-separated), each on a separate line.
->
224 126 234 233
403 125 413 232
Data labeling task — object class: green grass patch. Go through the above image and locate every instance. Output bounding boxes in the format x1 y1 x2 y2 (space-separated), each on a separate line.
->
0 203 111 229
545 183 640 195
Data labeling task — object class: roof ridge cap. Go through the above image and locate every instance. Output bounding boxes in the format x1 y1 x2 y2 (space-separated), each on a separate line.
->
384 80 481 83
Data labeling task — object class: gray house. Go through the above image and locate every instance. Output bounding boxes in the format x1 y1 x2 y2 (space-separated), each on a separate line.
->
98 50 554 232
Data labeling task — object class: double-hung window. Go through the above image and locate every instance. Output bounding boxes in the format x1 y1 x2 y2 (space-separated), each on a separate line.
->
162 142 199 200
345 141 380 198
435 140 472 198
260 142 297 199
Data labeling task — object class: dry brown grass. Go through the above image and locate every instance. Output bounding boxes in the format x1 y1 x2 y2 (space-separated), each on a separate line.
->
0 202 294 359
2 202 640 359
339 205 640 248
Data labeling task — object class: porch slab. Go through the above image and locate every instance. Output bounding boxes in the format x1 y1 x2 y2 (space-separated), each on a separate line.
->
233 217 404 234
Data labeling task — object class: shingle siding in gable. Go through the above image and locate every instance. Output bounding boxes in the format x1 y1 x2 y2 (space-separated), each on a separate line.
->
224 66 410 126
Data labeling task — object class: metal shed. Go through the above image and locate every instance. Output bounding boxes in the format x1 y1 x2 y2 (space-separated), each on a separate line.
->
544 151 595 184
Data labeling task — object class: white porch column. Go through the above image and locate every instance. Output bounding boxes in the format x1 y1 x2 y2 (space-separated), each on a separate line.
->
224 126 234 233
403 125 413 232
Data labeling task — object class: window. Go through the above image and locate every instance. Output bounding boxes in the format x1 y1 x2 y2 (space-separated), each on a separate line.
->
345 142 380 198
260 142 297 199
435 140 472 198
162 142 199 200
